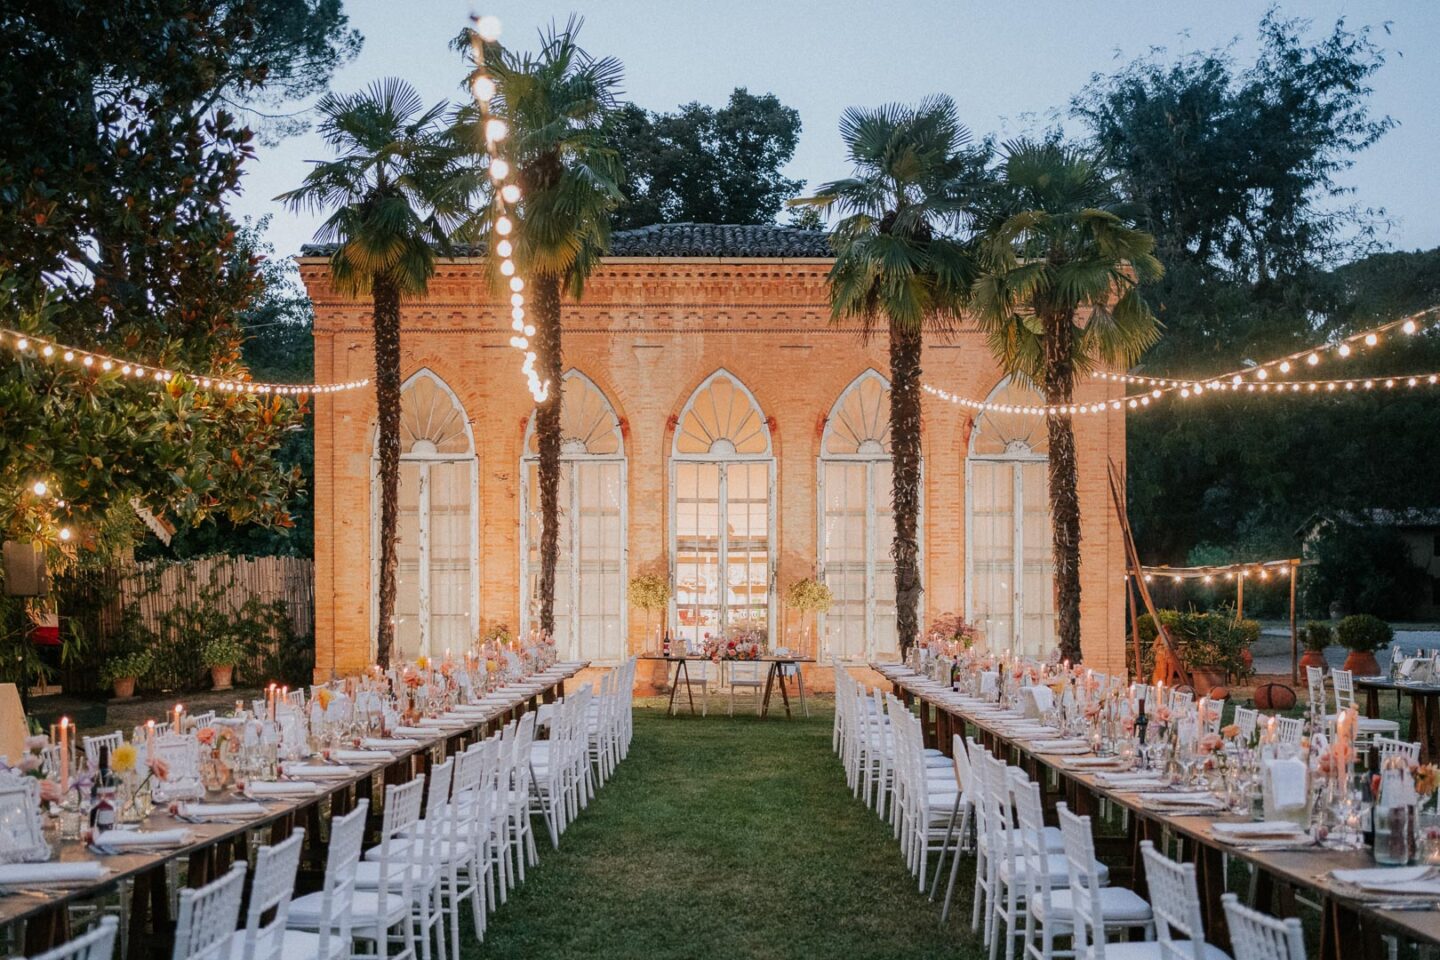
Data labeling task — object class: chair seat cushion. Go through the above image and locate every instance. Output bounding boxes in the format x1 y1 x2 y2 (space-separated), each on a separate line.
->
1000 853 1108 887
288 889 408 930
364 837 472 865
1090 941 1229 960
1032 885 1153 924
270 929 347 960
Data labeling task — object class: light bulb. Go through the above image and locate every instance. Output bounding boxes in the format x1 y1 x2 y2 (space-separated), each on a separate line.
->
1365 333 1379 346
58 527 72 542
1278 360 1290 374
101 360 112 371
500 259 516 277
501 184 521 203
1256 368 1268 380
1306 353 1319 366
475 15 502 42
512 319 525 332
510 293 524 307
485 118 508 142
496 239 513 257
523 325 535 337
16 338 28 350
1338 343 1351 357
471 75 497 102
1403 319 1418 334
63 350 74 362
41 345 54 357
511 307 525 321
82 356 93 367
495 216 512 236
509 336 528 349
509 277 524 292
490 158 509 181
31 481 47 497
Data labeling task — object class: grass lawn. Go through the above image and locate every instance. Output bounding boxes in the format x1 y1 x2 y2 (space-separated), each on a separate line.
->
467 701 982 960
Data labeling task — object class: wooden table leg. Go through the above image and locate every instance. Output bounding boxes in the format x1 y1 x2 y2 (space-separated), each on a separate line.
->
681 660 696 715
760 664 778 719
666 660 681 717
23 905 68 956
776 664 793 719
1364 687 1380 719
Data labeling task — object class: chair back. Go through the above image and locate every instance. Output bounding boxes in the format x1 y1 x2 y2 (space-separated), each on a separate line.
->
28 915 118 960
312 800 367 958
1011 774 1055 916
0 777 46 862
234 829 304 960
1057 803 1107 958
172 862 247 960
1232 706 1258 743
1273 716 1304 746
1221 891 1305 960
376 776 425 901
1140 840 1211 960
1332 670 1358 712
1305 665 1327 707
83 731 124 769
1375 736 1421 766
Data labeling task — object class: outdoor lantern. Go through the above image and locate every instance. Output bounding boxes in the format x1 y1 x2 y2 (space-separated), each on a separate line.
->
2 541 49 597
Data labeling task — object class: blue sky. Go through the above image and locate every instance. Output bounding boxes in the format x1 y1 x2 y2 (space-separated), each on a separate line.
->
234 0 1440 260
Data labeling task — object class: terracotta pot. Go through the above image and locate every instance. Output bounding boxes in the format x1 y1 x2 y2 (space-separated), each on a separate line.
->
210 664 234 691
1343 649 1381 677
1189 667 1227 698
111 676 136 700
1299 649 1328 672
1254 682 1297 711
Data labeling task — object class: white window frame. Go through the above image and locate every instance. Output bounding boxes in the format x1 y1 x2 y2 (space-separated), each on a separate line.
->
668 369 777 642
815 369 923 662
370 369 480 660
519 370 629 663
964 377 1051 657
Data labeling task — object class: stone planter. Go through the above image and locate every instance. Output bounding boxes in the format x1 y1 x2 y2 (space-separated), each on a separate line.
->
210 664 234 691
1299 648 1328 672
1189 667 1227 697
1343 649 1381 677
111 676 136 700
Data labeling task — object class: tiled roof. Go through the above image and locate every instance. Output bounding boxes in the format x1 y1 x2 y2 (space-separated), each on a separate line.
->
299 222 832 260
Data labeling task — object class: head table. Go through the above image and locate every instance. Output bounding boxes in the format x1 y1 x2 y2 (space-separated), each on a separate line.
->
5 661 589 957
873 662 1440 960
638 653 813 719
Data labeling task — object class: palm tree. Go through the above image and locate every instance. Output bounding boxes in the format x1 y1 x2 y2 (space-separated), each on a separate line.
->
969 139 1163 664
463 18 622 637
279 78 472 668
791 96 981 656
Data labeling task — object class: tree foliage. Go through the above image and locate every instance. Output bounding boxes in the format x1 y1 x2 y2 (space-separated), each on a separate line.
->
0 0 355 550
605 88 803 229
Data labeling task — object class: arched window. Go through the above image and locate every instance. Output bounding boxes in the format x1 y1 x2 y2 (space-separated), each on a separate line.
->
818 370 908 660
521 371 627 662
670 370 774 646
965 378 1055 657
372 370 478 660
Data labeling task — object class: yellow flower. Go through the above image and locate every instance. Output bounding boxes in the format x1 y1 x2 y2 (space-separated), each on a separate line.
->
111 743 137 774
415 656 430 671
315 688 333 710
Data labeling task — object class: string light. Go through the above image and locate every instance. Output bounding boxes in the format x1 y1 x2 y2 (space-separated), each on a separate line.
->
469 13 548 403
0 327 368 396
1139 559 1303 582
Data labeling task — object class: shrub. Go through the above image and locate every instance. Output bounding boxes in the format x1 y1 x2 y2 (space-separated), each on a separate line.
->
1302 521 1427 619
1336 613 1393 652
101 649 154 684
200 637 247 668
1135 608 1254 679
1301 620 1333 652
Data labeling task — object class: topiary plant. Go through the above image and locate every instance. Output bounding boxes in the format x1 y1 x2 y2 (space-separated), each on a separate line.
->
100 649 154 683
1336 613 1393 652
200 636 247 668
1301 620 1333 652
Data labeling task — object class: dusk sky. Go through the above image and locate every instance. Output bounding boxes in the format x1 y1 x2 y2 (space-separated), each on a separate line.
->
233 0 1440 260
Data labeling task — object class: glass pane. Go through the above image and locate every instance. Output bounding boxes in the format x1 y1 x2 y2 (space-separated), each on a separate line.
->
969 461 1015 653
394 463 423 661
971 380 1049 456
574 461 625 662
675 373 769 455
1019 461 1056 658
401 376 470 454
675 462 722 647
821 462 866 660
427 460 473 655
872 461 898 657
726 463 769 630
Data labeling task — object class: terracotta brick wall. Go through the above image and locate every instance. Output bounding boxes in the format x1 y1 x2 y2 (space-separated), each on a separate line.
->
301 256 1130 682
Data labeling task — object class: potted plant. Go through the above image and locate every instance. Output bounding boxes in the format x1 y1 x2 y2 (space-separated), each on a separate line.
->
627 574 671 646
1336 613 1392 677
101 649 153 700
200 637 246 691
1174 610 1251 697
1299 620 1332 672
783 577 833 654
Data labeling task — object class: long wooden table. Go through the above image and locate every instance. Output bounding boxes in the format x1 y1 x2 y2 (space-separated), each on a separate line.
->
6 663 589 958
873 664 1440 959
1355 676 1440 761
640 654 813 719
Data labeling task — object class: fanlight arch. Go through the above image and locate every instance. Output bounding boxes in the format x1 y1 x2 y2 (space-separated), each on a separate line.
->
521 370 628 662
966 377 1056 658
670 370 775 645
818 370 907 660
372 369 478 661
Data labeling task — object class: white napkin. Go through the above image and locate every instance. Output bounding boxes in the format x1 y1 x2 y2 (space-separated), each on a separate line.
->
362 738 420 750
245 781 320 797
1095 772 1170 788
1265 758 1308 810
417 717 470 729
1021 685 1055 719
281 763 355 779
391 726 440 738
1139 791 1226 808
1032 739 1088 751
94 829 191 849
1034 743 1092 756
1063 757 1129 769
177 802 265 819
0 862 109 883
332 750 393 764
978 672 999 695
1212 821 1305 839
1334 865 1433 887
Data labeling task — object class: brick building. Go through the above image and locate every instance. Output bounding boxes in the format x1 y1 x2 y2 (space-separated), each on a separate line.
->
300 223 1129 683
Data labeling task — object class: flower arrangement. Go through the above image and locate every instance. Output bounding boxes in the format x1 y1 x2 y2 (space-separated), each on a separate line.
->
784 578 833 613
702 623 766 662
923 613 981 657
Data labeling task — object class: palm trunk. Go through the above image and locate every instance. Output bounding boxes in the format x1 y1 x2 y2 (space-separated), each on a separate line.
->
889 317 924 656
372 278 402 669
1041 305 1083 664
534 271 564 637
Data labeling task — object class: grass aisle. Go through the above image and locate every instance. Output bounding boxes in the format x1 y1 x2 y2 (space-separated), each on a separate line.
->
469 703 981 960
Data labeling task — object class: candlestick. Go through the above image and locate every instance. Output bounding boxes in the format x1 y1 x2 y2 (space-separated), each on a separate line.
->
59 717 69 793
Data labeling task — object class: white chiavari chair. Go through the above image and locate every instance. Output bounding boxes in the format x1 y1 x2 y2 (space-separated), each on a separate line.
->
285 800 367 960
343 777 422 960
228 829 304 960
82 732 124 769
27 915 117 960
929 733 976 907
1014 778 1114 960
1271 716 1304 747
1231 707 1258 743
359 760 448 960
1332 670 1401 741
1220 893 1304 960
725 660 764 716
1375 736 1421 766
1137 840 1232 960
171 862 247 960
1055 803 1154 950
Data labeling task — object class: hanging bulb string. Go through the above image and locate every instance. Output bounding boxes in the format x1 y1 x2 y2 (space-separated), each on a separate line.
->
0 326 367 395
469 13 548 404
